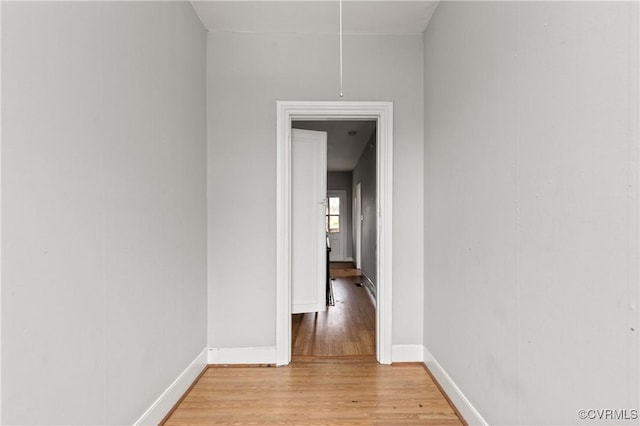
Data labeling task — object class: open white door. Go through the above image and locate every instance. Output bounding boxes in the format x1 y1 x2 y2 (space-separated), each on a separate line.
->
291 129 327 314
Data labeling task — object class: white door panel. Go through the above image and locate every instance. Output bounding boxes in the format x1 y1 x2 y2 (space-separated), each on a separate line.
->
291 129 327 314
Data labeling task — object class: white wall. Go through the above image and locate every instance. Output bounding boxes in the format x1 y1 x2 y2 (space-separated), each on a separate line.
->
423 2 639 424
207 32 424 349
1 2 207 424
352 131 377 289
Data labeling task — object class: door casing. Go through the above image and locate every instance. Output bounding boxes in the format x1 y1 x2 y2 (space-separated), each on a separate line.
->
276 101 393 365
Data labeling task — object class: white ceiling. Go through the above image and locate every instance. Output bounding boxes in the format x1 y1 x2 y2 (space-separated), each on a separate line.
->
191 1 439 35
293 121 376 171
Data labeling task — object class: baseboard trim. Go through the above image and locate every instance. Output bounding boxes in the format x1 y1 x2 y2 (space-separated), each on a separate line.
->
132 345 484 424
208 347 277 364
134 347 208 425
423 346 488 426
330 257 354 264
392 344 424 362
361 272 376 300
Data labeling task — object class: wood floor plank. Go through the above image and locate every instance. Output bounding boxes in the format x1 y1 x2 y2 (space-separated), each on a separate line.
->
292 276 375 357
164 361 463 425
164 266 463 425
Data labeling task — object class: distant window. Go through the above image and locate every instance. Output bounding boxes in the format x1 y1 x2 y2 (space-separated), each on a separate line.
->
326 197 340 233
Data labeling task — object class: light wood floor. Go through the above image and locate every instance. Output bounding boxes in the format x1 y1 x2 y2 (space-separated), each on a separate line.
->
292 273 375 357
329 262 363 278
164 359 463 425
163 263 463 425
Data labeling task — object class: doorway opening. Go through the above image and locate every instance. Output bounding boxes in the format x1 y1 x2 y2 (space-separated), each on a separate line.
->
276 101 393 366
290 120 377 358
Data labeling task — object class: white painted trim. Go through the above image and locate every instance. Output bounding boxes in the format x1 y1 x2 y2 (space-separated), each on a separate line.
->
276 102 291 366
208 347 277 365
276 101 393 366
423 346 488 426
391 345 424 363
361 272 376 298
376 102 394 366
134 347 208 426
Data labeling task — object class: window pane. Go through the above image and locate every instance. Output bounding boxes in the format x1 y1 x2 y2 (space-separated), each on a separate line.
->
329 197 340 215
328 215 340 233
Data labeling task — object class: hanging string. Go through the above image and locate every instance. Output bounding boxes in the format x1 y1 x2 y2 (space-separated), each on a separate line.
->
339 0 344 97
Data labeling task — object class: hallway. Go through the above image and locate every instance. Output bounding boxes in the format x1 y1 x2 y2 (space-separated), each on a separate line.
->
3 2 637 423
292 267 376 357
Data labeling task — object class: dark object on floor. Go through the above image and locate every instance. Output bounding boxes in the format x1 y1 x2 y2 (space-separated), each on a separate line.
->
355 282 363 287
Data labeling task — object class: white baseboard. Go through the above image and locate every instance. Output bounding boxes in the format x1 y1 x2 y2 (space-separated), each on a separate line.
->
208 347 277 364
392 344 424 362
132 345 485 425
361 273 376 300
330 257 354 263
134 347 208 425
423 346 488 426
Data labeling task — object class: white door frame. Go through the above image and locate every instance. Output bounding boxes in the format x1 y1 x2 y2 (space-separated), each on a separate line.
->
327 189 347 262
276 101 393 365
